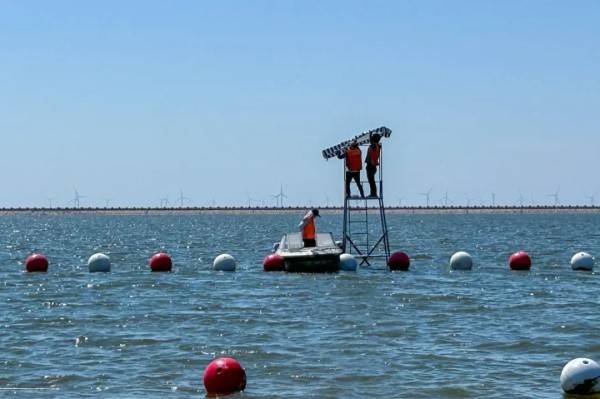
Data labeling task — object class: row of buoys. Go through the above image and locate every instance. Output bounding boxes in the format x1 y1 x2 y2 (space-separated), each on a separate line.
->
23 250 596 273
23 252 239 273
387 250 595 272
192 355 600 396
204 356 600 396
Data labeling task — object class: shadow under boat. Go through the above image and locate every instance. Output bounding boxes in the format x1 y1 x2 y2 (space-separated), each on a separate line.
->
274 232 343 273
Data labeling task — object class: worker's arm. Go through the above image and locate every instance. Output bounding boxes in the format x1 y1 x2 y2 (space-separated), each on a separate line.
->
337 148 348 159
298 213 310 230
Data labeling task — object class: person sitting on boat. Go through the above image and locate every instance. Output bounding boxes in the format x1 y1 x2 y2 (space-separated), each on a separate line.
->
365 133 382 198
343 141 365 198
298 208 320 247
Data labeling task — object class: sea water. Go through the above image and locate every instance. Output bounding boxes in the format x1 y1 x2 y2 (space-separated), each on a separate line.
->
1 212 600 398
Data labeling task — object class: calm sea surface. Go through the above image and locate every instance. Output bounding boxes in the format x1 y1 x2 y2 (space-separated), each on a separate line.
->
1 212 600 398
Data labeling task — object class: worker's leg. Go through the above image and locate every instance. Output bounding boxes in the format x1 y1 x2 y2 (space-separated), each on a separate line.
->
303 238 316 247
366 164 377 197
345 171 352 197
352 172 365 197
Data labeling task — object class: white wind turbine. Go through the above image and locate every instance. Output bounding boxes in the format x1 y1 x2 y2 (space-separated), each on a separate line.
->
441 190 451 207
419 188 432 207
270 185 288 208
176 188 191 207
586 194 596 207
71 187 86 208
517 191 525 207
160 195 170 208
548 188 560 206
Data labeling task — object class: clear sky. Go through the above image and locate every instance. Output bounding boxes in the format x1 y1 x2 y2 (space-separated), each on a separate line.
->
1 1 599 207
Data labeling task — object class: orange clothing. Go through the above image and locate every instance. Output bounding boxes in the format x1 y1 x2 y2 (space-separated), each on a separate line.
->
303 217 316 240
367 144 381 166
346 147 362 171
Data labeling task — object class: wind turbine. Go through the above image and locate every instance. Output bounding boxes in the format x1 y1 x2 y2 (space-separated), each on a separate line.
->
441 190 451 207
43 196 53 208
586 194 596 207
491 193 496 207
104 198 112 208
548 188 560 206
419 188 432 207
245 190 259 208
397 197 405 207
176 188 191 207
160 195 169 208
270 185 288 208
465 194 473 208
517 192 525 207
71 188 86 208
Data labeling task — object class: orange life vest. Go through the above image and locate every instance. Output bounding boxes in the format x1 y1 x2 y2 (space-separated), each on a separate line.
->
303 215 316 239
367 144 381 166
346 147 362 171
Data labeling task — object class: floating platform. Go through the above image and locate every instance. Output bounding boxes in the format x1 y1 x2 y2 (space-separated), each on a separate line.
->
276 232 342 273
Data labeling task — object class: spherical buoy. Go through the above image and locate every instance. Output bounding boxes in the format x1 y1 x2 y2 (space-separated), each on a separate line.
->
263 254 285 272
203 357 246 396
214 254 236 272
25 253 48 272
339 253 358 271
560 358 600 394
509 251 531 270
149 252 172 272
388 251 410 271
88 253 111 272
450 251 473 270
571 252 594 271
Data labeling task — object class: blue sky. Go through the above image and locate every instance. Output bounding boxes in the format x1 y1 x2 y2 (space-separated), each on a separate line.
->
1 1 599 207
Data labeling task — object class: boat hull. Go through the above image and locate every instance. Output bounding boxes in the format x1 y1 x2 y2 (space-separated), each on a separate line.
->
283 253 340 273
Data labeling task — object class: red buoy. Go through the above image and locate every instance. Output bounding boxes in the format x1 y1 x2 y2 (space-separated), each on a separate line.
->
203 357 246 396
149 252 172 272
25 253 48 272
388 251 410 271
509 251 531 270
263 254 285 271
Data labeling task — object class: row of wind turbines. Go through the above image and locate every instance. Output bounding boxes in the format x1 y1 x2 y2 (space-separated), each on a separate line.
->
407 188 596 207
245 185 288 208
41 187 597 208
44 186 291 208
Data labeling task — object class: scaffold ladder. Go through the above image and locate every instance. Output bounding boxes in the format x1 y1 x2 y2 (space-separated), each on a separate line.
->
322 127 392 266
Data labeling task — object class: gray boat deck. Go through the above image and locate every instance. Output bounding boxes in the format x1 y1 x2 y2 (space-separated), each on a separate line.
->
280 232 336 251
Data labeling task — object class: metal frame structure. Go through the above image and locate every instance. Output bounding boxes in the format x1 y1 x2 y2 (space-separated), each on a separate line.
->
322 127 391 266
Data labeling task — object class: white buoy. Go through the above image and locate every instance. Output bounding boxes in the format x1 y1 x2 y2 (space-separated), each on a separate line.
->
560 358 600 394
339 253 358 271
571 252 594 271
88 253 111 272
214 254 236 271
449 251 473 270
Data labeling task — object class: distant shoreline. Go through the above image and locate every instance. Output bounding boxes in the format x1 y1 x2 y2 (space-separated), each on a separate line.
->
1 206 599 215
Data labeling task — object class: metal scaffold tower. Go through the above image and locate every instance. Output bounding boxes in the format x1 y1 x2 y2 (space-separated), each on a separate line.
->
322 127 392 266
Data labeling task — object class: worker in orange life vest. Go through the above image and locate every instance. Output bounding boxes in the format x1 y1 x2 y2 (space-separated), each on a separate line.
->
298 208 320 247
344 141 365 198
365 133 382 197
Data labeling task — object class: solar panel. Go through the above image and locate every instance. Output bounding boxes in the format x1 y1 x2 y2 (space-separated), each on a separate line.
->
322 126 392 159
